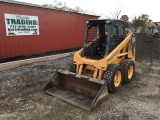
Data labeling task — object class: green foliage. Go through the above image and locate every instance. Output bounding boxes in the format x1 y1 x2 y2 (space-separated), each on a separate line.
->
131 14 152 32
120 15 129 21
120 15 130 28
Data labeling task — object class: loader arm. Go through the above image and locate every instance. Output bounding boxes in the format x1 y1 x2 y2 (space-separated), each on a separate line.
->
105 32 135 65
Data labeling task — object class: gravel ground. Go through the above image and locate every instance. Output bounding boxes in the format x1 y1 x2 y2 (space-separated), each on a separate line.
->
0 56 160 120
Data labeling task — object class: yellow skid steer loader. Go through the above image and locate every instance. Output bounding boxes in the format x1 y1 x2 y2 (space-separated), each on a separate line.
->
44 19 136 111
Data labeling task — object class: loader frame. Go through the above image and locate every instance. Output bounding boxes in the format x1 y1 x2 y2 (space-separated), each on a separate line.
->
44 19 135 111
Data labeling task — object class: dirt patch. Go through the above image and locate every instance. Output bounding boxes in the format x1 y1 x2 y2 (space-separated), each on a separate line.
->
0 56 160 120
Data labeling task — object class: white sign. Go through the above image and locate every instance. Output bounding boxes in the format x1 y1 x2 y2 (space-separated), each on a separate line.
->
4 14 39 36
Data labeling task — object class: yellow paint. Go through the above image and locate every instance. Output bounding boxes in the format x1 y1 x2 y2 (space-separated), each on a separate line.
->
128 65 134 79
78 65 83 74
73 32 135 80
114 70 122 87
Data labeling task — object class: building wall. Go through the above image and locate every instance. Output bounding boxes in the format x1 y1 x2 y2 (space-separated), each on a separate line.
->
0 2 98 59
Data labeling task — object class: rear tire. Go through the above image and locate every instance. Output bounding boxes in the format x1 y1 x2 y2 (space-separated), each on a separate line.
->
104 64 123 93
121 59 135 84
69 63 76 73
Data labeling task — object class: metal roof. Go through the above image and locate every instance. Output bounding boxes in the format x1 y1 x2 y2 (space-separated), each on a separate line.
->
0 0 99 17
153 22 160 27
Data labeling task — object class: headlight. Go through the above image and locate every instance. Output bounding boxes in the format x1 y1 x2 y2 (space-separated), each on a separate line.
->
106 20 111 24
85 20 89 24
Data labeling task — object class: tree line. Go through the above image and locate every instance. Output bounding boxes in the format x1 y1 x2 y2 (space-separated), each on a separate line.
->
120 14 152 32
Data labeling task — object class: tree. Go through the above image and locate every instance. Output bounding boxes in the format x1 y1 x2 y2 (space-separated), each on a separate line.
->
120 15 130 28
42 0 98 15
120 15 129 21
103 10 121 19
131 14 152 32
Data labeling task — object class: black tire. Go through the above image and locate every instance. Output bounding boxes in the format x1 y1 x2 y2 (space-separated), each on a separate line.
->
69 63 76 73
121 59 135 84
104 64 123 93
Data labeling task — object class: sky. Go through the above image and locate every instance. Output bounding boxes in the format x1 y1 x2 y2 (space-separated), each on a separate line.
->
17 0 159 22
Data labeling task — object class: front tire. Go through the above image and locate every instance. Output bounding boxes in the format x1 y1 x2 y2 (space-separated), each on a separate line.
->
104 64 123 93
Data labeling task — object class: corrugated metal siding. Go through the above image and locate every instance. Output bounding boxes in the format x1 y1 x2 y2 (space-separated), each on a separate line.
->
0 2 98 59
88 27 98 41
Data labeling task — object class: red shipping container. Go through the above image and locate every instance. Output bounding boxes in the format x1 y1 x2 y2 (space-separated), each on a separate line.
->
0 0 98 59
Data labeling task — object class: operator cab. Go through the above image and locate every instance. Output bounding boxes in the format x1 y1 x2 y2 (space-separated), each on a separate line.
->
83 19 125 60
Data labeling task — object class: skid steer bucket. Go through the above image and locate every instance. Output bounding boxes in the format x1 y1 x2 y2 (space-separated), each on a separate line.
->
44 69 108 111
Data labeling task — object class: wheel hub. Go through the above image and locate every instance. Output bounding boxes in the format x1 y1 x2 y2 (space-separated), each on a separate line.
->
128 65 134 79
114 70 122 87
